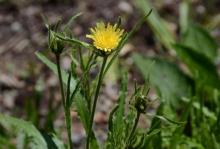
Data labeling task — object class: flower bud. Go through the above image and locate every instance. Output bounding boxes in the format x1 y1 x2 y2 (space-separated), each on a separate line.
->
134 95 148 114
49 35 64 55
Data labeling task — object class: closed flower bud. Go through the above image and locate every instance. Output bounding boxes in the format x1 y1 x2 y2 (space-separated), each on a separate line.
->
49 36 64 55
134 95 148 114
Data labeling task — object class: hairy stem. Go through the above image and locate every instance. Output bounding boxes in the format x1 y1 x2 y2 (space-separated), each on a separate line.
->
65 108 73 149
56 54 66 107
86 56 108 149
55 54 73 149
127 111 140 147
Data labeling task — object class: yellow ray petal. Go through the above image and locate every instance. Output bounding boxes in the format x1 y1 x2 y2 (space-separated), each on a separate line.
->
86 22 124 52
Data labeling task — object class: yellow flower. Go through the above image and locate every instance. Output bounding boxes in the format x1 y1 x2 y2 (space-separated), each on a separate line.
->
86 22 124 52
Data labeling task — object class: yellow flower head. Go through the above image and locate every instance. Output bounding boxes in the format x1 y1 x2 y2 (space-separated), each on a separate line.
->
86 22 124 53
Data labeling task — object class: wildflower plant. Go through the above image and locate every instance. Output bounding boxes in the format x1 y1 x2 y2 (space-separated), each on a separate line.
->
0 1 220 149
36 10 168 149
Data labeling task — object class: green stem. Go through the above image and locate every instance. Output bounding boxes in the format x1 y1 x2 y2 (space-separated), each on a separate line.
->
69 52 95 107
127 111 140 146
86 56 108 149
56 54 66 107
55 54 73 149
65 108 73 149
83 52 95 111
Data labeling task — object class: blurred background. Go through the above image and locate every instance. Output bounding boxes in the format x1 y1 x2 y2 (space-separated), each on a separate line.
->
1 0 220 148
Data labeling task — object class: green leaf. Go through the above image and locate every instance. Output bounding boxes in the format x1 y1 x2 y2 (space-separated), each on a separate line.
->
145 105 164 149
0 114 47 149
133 53 193 107
35 51 76 92
181 23 218 60
135 129 161 149
63 12 82 33
51 134 66 149
181 97 217 120
54 32 92 50
42 133 66 149
146 114 186 125
179 1 189 34
173 44 220 89
106 72 128 149
0 136 16 149
75 96 90 132
174 136 205 149
115 70 128 129
129 132 146 149
169 96 194 148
